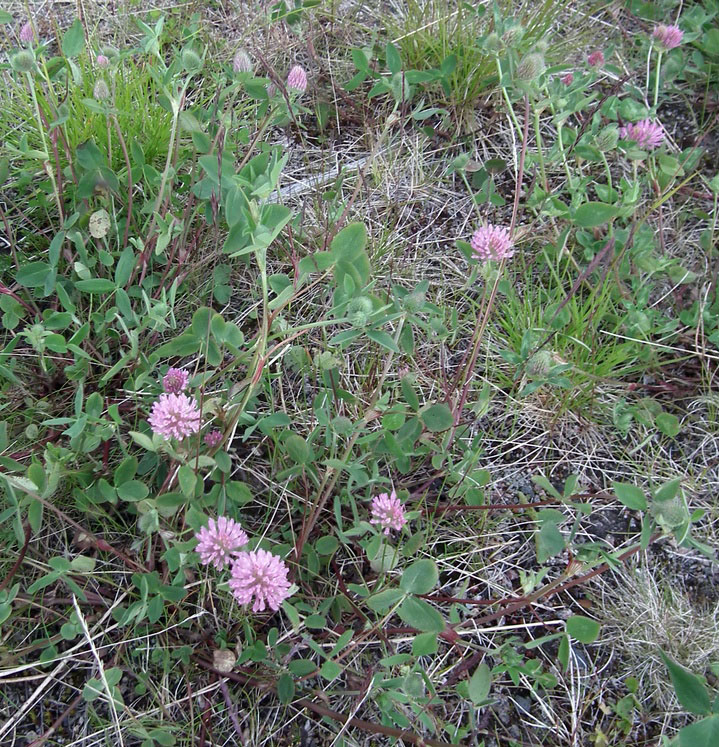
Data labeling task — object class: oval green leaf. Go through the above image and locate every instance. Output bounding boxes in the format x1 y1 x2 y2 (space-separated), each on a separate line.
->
573 202 619 228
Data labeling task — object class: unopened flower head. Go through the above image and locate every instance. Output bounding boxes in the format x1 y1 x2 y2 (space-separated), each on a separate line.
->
181 47 203 74
652 24 683 51
561 72 574 85
501 23 524 48
587 50 604 67
101 45 119 61
20 22 35 44
595 125 619 152
229 549 292 612
484 32 501 53
370 490 407 535
96 54 109 68
287 64 307 93
347 296 373 327
195 516 249 570
619 118 664 150
162 367 190 394
471 224 514 262
516 52 545 83
148 392 201 440
233 49 253 74
93 79 110 101
204 429 223 448
11 50 35 73
527 350 553 378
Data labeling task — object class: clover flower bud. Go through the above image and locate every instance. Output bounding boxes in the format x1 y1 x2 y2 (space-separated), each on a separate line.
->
403 289 426 313
587 50 604 68
204 429 223 448
93 79 110 101
595 125 619 152
619 119 664 150
101 45 120 61
330 416 353 437
348 296 373 327
20 22 35 44
516 53 545 83
527 351 553 378
181 47 203 74
11 50 36 73
484 32 501 53
162 367 190 394
652 24 683 51
501 24 524 48
287 64 307 93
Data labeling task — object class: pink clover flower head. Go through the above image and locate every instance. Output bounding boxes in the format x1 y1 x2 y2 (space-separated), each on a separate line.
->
148 392 201 440
162 367 190 394
204 429 223 448
561 72 574 86
652 24 683 51
470 224 514 262
20 22 35 44
287 64 307 93
587 50 604 67
370 490 407 535
229 549 292 612
195 516 249 570
619 119 664 150
96 54 110 68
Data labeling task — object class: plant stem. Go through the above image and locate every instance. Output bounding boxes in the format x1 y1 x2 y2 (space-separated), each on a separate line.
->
533 105 548 194
653 50 663 110
295 316 406 560
26 73 62 222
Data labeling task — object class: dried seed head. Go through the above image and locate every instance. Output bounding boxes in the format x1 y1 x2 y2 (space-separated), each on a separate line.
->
233 49 253 74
